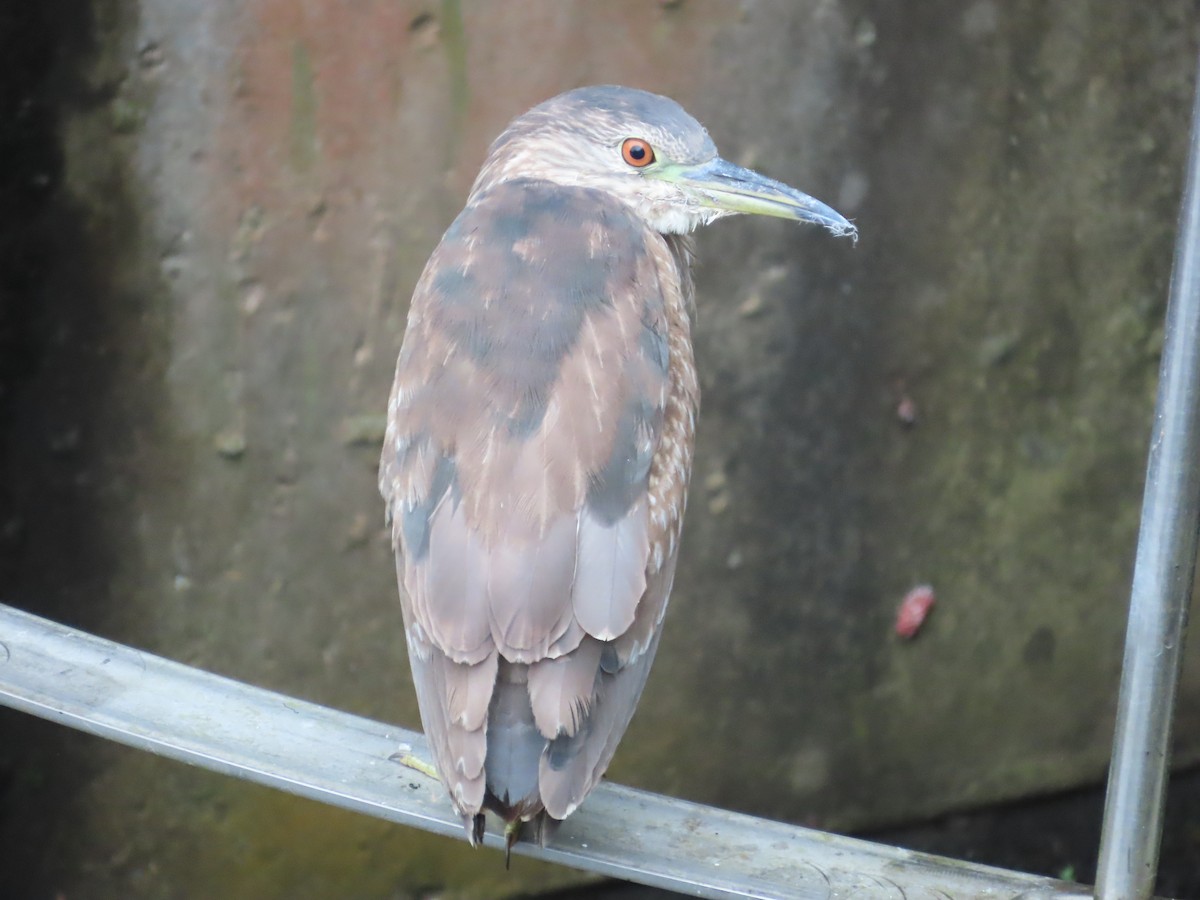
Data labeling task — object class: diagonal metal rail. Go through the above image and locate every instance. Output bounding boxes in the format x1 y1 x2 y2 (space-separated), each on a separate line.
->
0 601 1092 900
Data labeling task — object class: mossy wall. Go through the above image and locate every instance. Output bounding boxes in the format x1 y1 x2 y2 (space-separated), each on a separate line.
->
1 1 1197 897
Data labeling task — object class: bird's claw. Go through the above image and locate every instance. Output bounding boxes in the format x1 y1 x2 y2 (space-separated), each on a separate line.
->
388 744 440 781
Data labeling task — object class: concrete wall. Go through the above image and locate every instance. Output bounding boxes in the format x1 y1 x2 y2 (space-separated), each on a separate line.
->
1 1 1197 896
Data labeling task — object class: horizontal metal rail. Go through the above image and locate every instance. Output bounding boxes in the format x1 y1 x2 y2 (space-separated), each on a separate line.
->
0 601 1094 899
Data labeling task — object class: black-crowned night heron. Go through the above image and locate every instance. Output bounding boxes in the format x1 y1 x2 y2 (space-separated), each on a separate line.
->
379 85 855 857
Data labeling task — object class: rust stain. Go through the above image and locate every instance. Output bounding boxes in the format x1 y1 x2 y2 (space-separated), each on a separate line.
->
219 0 738 214
203 0 743 359
447 0 740 194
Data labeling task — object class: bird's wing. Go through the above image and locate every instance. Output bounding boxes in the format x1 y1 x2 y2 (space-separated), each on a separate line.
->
379 180 682 818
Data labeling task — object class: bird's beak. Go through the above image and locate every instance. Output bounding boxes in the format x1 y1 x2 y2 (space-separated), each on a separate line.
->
652 157 857 240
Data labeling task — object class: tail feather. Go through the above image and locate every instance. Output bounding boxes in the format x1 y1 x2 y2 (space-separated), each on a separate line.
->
538 628 664 819
484 660 544 816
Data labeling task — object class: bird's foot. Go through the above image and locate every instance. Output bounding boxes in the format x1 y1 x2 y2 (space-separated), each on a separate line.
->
387 743 440 781
503 819 523 869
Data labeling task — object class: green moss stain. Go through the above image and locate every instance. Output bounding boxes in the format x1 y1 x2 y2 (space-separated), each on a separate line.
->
440 0 469 163
183 783 587 900
291 41 318 172
110 95 147 134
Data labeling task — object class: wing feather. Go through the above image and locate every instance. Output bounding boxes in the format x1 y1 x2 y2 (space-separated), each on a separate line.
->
572 503 649 640
399 559 493 817
527 637 603 739
420 490 494 664
485 514 578 661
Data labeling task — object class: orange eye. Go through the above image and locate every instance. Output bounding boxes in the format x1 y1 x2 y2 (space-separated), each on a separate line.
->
621 138 655 168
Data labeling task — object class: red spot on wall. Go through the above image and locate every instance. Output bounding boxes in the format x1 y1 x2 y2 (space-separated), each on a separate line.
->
895 584 936 639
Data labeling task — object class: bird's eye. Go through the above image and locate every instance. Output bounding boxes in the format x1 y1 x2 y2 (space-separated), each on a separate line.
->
621 138 655 168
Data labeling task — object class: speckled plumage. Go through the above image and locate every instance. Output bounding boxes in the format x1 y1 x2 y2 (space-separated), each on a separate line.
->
379 85 852 854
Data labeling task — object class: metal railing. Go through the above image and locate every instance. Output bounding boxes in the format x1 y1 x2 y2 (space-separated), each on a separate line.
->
0 601 1090 899
1093 52 1200 900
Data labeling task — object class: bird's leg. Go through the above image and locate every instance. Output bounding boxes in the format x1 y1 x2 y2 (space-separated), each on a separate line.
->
467 813 486 848
536 812 558 848
387 743 440 781
503 819 523 869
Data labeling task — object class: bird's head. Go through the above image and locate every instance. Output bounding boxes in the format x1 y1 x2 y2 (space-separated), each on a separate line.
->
470 85 856 240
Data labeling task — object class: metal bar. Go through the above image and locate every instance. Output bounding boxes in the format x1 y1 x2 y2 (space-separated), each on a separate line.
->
0 602 1089 900
1094 54 1200 900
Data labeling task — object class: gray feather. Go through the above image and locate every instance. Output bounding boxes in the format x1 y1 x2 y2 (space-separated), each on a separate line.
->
527 638 603 738
404 607 493 815
572 503 649 640
538 628 665 820
422 496 493 664
486 512 578 662
484 661 544 812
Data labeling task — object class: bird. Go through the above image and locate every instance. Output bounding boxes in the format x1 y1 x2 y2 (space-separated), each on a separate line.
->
378 85 855 859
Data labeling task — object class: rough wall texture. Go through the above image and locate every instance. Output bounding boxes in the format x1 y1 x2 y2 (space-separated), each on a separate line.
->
1 0 1198 896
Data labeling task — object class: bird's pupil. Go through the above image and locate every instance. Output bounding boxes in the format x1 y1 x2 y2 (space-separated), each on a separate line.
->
630 144 645 159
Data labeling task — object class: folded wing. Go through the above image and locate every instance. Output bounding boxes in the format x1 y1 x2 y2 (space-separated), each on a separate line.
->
380 179 689 824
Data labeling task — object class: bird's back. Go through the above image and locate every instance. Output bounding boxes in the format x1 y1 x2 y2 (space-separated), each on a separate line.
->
380 178 699 835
